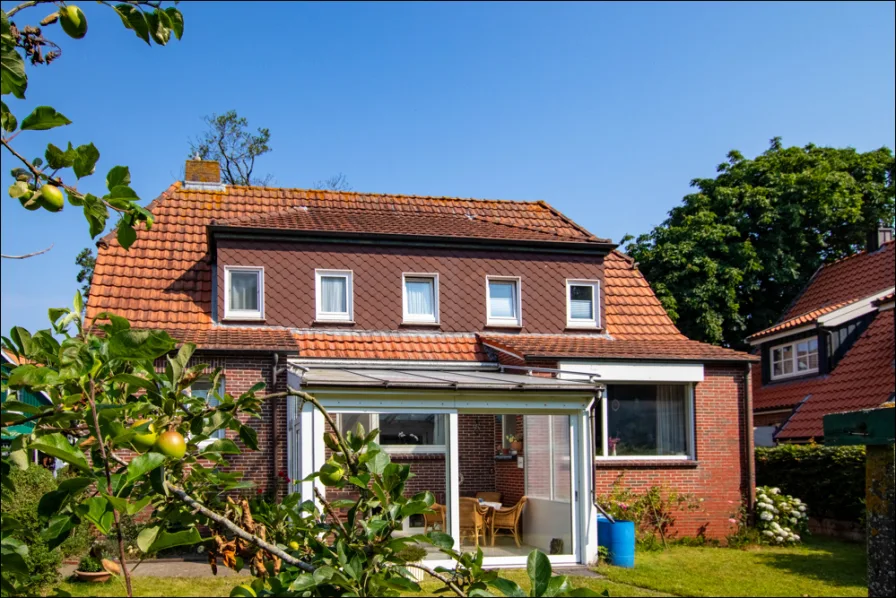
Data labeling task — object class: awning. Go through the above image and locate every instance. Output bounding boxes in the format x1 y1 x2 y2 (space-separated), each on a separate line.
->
296 367 600 392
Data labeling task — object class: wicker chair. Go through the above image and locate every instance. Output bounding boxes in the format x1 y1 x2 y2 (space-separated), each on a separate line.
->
459 497 488 547
424 503 446 533
490 496 528 547
475 492 502 503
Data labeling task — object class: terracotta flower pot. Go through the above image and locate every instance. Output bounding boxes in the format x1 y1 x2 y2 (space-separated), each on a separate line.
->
75 570 112 583
511 440 523 452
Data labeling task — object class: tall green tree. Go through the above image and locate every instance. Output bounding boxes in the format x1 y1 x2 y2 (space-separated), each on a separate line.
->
74 247 94 300
623 138 895 350
189 110 273 186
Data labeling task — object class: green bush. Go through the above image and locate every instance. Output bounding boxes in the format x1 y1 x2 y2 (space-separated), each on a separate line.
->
1 466 62 593
755 486 809 544
755 444 865 522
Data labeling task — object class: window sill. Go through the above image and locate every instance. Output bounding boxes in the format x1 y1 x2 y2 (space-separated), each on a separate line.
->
494 454 521 461
595 458 699 469
312 320 355 326
564 325 603 332
485 323 523 330
221 317 265 323
400 321 441 327
769 371 819 383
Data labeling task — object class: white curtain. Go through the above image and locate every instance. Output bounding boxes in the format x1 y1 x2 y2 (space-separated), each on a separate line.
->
656 385 686 455
406 279 435 316
321 276 347 312
230 272 258 311
489 281 517 318
569 294 593 319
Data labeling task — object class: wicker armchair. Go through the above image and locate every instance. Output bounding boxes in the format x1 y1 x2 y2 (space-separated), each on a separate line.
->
490 496 528 547
423 503 446 533
475 492 502 503
459 497 488 547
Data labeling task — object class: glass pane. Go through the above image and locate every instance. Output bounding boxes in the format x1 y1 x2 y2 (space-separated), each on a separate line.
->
193 380 225 439
782 360 794 374
773 362 783 376
781 345 793 360
230 271 258 311
321 276 347 313
797 356 810 371
524 415 551 499
339 413 373 438
489 281 517 318
551 416 571 501
569 285 594 320
378 414 445 446
809 353 818 369
406 278 435 316
607 385 688 456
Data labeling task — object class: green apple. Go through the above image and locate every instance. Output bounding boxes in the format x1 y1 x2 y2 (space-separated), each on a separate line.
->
155 430 186 459
59 5 87 39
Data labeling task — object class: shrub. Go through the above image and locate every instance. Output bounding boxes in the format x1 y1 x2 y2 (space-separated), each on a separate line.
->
76 555 105 573
596 473 703 547
755 444 864 522
755 486 809 544
0 466 63 592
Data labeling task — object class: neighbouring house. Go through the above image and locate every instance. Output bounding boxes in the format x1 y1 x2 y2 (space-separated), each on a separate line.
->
1 348 57 470
749 231 895 446
84 158 755 567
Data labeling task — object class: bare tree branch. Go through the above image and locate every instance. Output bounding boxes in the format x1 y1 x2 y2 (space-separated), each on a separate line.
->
1 243 54 259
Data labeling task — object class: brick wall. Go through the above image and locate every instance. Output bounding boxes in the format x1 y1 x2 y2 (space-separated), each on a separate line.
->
593 365 750 540
217 240 605 334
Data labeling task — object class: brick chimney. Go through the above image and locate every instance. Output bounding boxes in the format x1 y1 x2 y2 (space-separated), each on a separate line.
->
184 155 225 190
867 226 895 252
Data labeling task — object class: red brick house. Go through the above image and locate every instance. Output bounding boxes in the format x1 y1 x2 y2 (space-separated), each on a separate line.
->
87 159 755 567
749 233 895 445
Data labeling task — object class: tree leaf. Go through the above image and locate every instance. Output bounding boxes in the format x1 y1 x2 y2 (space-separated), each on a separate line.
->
147 527 202 552
0 99 16 132
117 223 137 249
113 4 151 44
44 142 77 169
238 425 258 451
366 451 391 476
147 10 170 45
426 531 454 550
72 143 100 179
20 106 72 131
490 577 526 597
6 365 59 388
200 439 240 455
30 433 91 471
165 7 184 40
527 550 552 597
106 165 131 190
82 194 108 237
1 45 27 98
107 329 176 361
136 525 160 553
127 451 166 482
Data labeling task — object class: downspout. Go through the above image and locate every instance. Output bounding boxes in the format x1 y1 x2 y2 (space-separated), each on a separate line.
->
272 353 279 496
588 388 615 523
745 363 755 512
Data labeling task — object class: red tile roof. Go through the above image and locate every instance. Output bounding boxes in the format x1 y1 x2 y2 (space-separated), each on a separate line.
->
782 241 895 320
775 310 895 440
478 334 756 362
604 251 684 340
172 327 300 353
747 300 856 342
751 366 829 412
87 183 607 332
294 332 489 361
216 205 604 244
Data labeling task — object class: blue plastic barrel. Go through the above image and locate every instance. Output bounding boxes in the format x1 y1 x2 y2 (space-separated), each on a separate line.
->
607 520 635 568
597 515 611 548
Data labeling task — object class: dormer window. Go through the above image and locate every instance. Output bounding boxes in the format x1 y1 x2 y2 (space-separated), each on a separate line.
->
224 266 264 320
316 270 353 322
566 280 600 328
402 274 439 324
771 338 818 380
486 276 522 327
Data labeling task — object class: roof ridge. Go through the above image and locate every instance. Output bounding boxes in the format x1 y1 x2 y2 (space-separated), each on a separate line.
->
187 183 551 207
536 200 612 243
823 239 895 268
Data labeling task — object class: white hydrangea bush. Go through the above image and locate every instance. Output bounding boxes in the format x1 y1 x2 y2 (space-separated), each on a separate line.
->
755 485 809 544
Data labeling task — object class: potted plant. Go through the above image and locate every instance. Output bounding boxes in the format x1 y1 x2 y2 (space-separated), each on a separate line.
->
506 434 523 454
608 436 621 456
74 555 112 583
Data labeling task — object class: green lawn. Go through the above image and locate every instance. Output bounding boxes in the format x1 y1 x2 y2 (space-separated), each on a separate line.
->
53 537 865 597
596 537 866 597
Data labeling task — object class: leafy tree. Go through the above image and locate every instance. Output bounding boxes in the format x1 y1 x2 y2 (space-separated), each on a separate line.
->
0 301 602 597
623 138 895 349
2 1 184 259
75 246 95 300
189 110 273 186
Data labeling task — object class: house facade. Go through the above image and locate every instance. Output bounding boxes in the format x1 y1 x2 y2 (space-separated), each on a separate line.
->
86 159 755 566
749 233 895 445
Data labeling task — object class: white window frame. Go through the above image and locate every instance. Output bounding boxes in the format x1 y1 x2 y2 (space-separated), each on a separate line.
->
335 412 447 454
223 266 264 320
402 273 440 324
501 414 518 449
315 269 354 322
566 279 600 329
188 377 226 446
595 383 695 461
485 276 522 327
770 338 819 381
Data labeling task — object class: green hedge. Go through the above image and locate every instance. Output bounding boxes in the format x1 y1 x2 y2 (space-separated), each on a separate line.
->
755 444 865 523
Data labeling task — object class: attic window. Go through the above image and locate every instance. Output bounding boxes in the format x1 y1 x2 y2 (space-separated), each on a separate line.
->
771 338 818 380
316 270 353 322
566 280 600 328
224 266 264 320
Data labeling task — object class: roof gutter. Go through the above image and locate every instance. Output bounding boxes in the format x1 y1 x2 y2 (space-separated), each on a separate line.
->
207 225 618 257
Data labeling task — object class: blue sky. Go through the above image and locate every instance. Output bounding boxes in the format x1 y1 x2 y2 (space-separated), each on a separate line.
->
2 1 894 335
